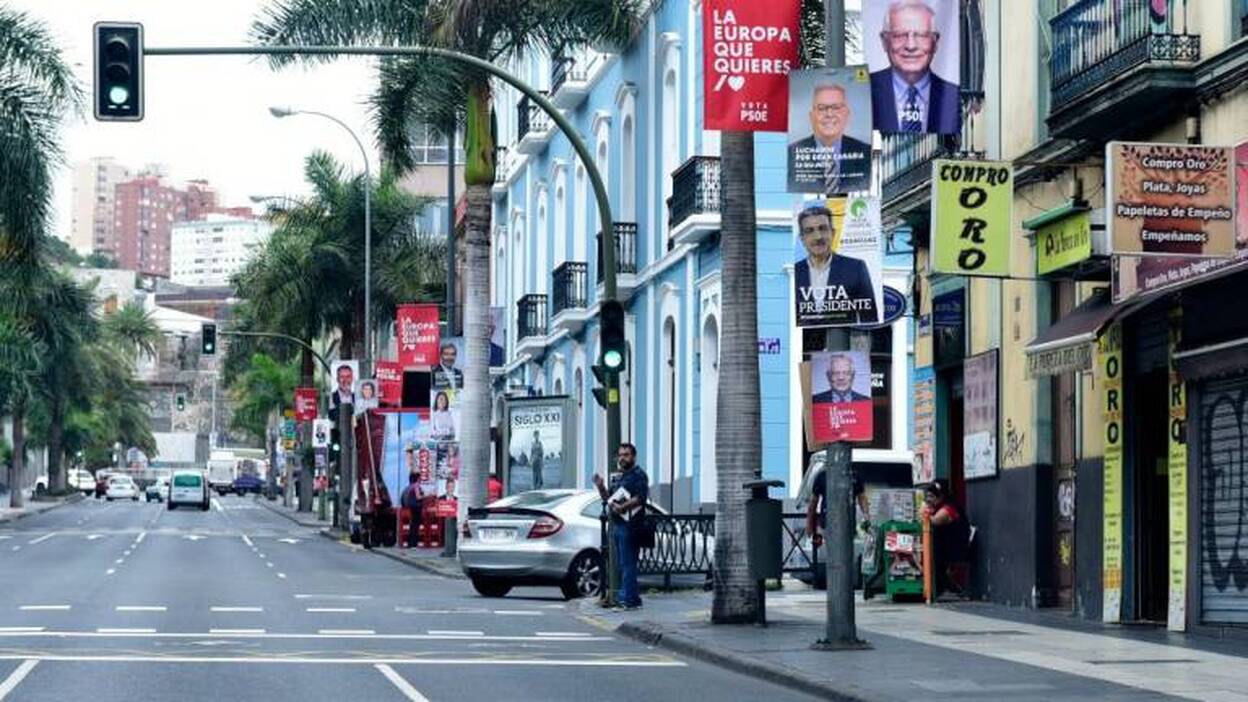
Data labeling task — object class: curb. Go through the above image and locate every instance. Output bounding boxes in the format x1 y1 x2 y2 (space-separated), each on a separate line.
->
0 492 84 524
600 616 879 702
311 527 466 580
257 497 327 529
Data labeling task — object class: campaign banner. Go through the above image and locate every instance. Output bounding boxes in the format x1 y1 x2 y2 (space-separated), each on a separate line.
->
863 0 960 135
293 387 317 422
932 159 1013 277
1107 142 1235 258
507 399 566 494
312 419 332 449
354 379 379 416
396 303 440 367
787 66 873 194
375 360 403 407
810 351 873 443
432 337 464 391
963 349 998 480
702 0 800 132
329 360 358 419
793 196 883 327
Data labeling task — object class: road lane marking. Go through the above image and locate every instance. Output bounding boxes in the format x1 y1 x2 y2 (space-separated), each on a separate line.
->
18 606 70 611
0 630 612 642
306 607 355 613
277 538 300 544
86 534 104 540
212 499 223 512
493 610 543 616
136 531 146 544
114 559 124 564
26 533 56 545
9 546 18 552
276 573 287 579
97 628 156 634
0 654 683 667
105 568 115 575
375 664 431 702
427 630 484 637
211 607 263 613
266 562 274 568
0 628 43 634
294 594 371 600
0 659 37 700
209 628 266 635
257 553 266 558
116 606 167 612
319 629 375 635
242 535 254 548
536 632 594 638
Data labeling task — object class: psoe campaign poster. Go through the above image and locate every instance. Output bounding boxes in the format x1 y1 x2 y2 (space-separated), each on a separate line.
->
793 196 883 327
702 0 800 132
810 351 873 443
931 159 1013 277
396 303 441 367
375 361 403 408
506 398 567 495
863 0 960 135
787 66 873 195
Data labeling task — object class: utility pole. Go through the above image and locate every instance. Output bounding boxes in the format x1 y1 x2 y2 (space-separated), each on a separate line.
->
443 123 459 557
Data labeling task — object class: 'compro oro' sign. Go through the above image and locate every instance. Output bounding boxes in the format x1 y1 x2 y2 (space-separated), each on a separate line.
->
931 159 1013 277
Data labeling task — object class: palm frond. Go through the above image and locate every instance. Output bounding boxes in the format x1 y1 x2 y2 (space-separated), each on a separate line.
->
249 0 431 68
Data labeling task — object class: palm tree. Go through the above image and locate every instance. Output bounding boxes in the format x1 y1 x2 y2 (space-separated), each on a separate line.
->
0 315 39 508
251 0 644 534
229 353 299 444
102 302 161 361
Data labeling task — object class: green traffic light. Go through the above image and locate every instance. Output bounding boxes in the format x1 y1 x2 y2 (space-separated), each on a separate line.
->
603 349 623 369
108 85 129 105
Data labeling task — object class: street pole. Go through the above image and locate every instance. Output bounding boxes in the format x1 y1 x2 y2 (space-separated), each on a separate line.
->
443 124 459 558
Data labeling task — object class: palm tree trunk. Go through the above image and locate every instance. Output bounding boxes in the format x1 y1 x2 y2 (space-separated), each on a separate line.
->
47 398 66 494
456 80 497 542
9 407 25 509
712 130 761 624
299 345 315 512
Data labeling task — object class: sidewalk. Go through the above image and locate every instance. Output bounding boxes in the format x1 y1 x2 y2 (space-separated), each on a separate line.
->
579 584 1248 702
0 492 83 524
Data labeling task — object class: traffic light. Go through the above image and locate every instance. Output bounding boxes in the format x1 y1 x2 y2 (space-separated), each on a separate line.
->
328 427 341 464
590 363 618 409
600 300 626 373
201 323 216 355
175 394 186 412
94 22 144 121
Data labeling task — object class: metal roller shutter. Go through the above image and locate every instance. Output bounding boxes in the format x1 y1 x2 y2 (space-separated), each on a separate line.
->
1199 376 1248 625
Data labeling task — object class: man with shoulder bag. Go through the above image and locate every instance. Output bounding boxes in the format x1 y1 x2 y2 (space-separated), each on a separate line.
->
592 442 649 610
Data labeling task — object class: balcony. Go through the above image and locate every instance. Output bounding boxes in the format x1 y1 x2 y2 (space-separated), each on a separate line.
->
667 156 721 247
1047 0 1200 139
596 222 640 299
550 56 590 110
550 261 591 334
515 293 548 358
516 92 554 155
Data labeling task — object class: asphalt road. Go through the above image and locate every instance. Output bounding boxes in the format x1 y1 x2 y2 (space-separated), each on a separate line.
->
0 494 818 701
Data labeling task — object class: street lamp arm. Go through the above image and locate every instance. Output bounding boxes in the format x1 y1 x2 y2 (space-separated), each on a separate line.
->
220 330 333 376
291 109 372 178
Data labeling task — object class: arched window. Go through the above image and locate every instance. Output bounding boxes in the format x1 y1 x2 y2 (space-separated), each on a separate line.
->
621 114 636 222
661 44 681 209
535 187 548 294
554 170 568 267
573 165 587 263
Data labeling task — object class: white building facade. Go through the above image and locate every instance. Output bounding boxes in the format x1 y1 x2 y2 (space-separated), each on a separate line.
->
170 213 272 287
69 156 131 256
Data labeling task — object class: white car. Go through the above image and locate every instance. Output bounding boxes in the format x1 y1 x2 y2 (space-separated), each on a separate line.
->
167 470 209 511
105 475 139 501
68 469 95 494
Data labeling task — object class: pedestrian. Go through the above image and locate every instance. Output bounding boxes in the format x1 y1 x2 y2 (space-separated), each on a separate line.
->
401 472 421 548
804 462 870 546
922 479 971 598
592 442 648 610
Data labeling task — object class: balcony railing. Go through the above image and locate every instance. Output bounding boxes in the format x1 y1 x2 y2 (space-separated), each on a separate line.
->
667 156 721 231
596 222 638 284
516 92 550 143
1049 0 1200 109
880 133 945 203
551 56 587 97
517 294 547 341
551 261 588 318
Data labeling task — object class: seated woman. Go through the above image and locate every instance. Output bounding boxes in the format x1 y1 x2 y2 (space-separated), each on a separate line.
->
923 480 971 598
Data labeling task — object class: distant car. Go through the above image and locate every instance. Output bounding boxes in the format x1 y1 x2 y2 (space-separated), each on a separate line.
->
68 469 95 494
145 478 169 503
459 489 708 600
167 470 209 511
105 475 139 501
232 473 264 495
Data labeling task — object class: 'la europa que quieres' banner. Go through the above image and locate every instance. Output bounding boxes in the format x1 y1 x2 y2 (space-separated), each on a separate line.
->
703 0 800 132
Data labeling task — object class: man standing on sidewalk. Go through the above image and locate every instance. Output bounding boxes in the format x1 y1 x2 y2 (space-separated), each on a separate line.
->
593 442 648 610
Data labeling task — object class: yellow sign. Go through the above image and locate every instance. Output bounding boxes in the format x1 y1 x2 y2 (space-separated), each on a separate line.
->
931 159 1013 277
1098 321 1124 622
1168 309 1188 631
1037 211 1092 275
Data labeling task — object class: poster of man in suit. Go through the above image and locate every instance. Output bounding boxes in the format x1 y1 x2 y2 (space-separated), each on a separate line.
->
787 67 873 194
793 197 883 327
810 351 873 443
865 0 960 135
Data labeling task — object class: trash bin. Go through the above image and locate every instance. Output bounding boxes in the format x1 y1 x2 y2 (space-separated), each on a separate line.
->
743 479 785 580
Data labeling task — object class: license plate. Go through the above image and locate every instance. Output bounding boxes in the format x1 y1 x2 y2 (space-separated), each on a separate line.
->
478 527 515 543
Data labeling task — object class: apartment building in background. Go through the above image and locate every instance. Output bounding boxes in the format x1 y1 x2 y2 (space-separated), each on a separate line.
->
170 212 272 287
69 156 131 256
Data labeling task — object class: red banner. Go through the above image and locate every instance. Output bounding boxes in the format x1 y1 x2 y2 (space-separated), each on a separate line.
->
812 399 873 443
375 361 404 407
293 387 318 422
396 304 440 367
703 0 800 132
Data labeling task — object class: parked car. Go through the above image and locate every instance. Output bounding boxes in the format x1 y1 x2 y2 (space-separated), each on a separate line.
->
232 473 264 495
68 469 95 494
167 470 209 511
459 489 709 600
145 478 169 503
105 475 139 501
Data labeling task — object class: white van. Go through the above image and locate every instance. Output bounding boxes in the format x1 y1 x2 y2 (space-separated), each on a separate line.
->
168 470 209 511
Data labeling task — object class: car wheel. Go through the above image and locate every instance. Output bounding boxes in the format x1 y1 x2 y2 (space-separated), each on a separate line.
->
561 551 604 600
167 502 176 511
471 576 513 598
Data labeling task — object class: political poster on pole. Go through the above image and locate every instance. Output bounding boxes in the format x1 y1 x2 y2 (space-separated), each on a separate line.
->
505 398 568 495
328 360 357 421
863 0 960 135
312 419 332 449
931 159 1013 277
396 303 441 367
787 66 873 194
793 196 883 327
809 351 873 443
293 387 318 422
375 361 404 408
702 0 800 132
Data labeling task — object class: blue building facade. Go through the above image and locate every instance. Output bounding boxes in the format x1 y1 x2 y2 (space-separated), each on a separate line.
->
489 0 912 511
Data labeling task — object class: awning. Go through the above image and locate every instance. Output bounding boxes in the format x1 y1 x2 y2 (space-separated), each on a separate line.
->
1025 289 1123 377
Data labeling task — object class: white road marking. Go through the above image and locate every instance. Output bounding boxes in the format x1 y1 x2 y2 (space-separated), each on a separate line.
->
211 607 263 613
306 607 355 613
183 534 205 541
26 533 56 545
105 568 115 575
18 606 70 611
276 573 287 579
123 550 131 556
242 535 254 548
277 538 300 544
0 659 37 700
535 632 594 638
427 630 484 637
0 654 682 667
266 562 274 568
209 629 266 635
317 629 375 635
294 594 371 600
136 531 146 544
257 553 266 558
493 610 543 616
116 606 167 612
97 628 157 634
86 534 104 540
0 536 10 541
9 546 18 552
0 628 43 634
375 664 431 701
0 630 611 642
212 499 223 512
114 559 124 564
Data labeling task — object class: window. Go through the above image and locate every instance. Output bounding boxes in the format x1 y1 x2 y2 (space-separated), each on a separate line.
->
406 122 465 165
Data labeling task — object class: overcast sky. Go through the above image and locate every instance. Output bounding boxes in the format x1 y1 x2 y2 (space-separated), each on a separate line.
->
9 0 381 238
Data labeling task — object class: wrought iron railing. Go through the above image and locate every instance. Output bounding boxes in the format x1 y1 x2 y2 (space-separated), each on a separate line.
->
550 55 586 97
596 222 638 284
516 294 547 341
550 261 587 317
516 92 550 143
667 156 721 231
880 133 945 203
1049 0 1200 109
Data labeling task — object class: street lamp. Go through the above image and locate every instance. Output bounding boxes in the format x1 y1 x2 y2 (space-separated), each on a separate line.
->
268 106 374 377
